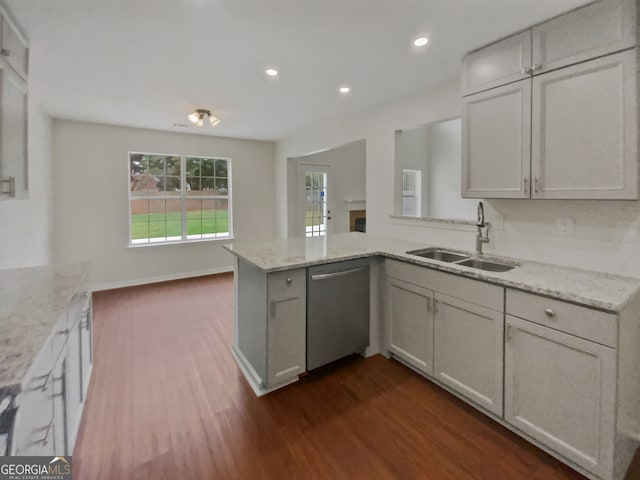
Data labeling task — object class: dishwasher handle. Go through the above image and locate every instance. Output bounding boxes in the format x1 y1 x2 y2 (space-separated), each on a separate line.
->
310 267 367 281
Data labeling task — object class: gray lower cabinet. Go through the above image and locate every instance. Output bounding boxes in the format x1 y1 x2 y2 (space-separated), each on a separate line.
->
504 314 617 479
385 259 504 416
386 277 433 375
433 293 504 416
234 259 306 394
266 270 306 388
11 345 55 456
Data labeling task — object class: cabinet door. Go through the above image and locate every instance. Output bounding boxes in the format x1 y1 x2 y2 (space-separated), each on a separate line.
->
386 277 433 375
0 16 28 78
462 30 532 96
65 318 82 453
532 0 636 74
532 50 637 199
266 269 306 388
51 354 67 455
11 338 56 456
462 79 531 198
80 297 93 401
433 293 504 416
504 315 616 479
0 66 27 199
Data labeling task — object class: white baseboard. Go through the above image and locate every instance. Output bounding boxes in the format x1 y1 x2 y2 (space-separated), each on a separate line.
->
93 266 233 292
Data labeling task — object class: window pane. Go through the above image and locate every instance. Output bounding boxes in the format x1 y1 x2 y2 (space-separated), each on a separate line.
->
148 200 165 222
201 158 215 177
215 159 228 177
201 199 215 217
165 156 180 176
187 218 202 236
131 220 149 242
148 155 165 175
186 158 201 177
202 177 215 191
215 178 228 195
149 221 166 239
130 200 149 222
166 221 182 240
129 153 232 244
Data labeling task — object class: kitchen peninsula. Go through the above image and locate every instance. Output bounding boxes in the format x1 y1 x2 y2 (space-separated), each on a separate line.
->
225 232 640 480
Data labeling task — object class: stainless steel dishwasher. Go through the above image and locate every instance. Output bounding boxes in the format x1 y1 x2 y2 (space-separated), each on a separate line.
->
307 258 370 370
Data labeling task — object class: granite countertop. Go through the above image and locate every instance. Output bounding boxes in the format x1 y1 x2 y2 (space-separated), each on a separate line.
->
224 233 640 313
0 263 90 391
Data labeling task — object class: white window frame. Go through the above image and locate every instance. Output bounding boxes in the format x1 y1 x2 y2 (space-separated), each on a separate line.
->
402 169 421 217
128 151 233 247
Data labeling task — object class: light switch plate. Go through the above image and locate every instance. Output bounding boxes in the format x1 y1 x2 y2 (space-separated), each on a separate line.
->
555 218 574 236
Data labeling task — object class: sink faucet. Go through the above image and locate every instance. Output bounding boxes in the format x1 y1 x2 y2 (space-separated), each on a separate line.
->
476 201 489 254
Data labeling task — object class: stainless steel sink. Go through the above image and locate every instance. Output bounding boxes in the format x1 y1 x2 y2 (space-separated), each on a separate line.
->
406 248 470 263
457 258 516 272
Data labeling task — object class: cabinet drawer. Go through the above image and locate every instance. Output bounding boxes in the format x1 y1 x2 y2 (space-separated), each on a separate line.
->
386 259 503 311
267 268 305 300
506 289 617 347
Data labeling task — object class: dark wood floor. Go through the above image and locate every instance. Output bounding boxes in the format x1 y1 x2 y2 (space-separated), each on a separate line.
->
73 273 639 479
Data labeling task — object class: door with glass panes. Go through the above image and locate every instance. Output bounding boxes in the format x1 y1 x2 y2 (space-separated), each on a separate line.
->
299 164 332 237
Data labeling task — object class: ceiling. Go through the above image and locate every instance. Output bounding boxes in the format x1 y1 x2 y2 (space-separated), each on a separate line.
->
8 0 592 141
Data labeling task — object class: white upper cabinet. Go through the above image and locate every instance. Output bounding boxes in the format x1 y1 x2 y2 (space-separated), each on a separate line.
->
462 80 531 198
532 0 637 74
462 31 532 96
0 15 28 79
532 49 637 199
461 0 638 200
1 66 28 198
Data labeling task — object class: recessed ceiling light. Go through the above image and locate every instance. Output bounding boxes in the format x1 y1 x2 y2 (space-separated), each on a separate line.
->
265 68 279 77
339 86 351 94
413 36 429 47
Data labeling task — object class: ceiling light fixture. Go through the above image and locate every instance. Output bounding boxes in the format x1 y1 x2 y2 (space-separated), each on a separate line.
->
188 109 220 127
413 36 429 47
339 86 351 95
265 68 279 77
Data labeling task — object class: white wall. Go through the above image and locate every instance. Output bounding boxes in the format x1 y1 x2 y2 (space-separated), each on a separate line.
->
0 42 53 269
428 119 476 220
53 120 277 289
276 77 640 278
287 139 366 237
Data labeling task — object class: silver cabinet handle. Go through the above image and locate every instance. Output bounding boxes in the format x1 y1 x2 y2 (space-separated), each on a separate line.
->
1 176 15 197
544 308 555 317
506 324 514 341
27 373 51 392
29 418 53 446
523 177 529 194
286 277 292 284
534 177 540 193
311 267 367 281
426 297 432 312
57 328 70 335
1 48 12 57
532 64 542 72
521 67 532 75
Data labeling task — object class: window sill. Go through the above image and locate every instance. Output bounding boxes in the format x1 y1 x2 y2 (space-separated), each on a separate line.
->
128 236 234 248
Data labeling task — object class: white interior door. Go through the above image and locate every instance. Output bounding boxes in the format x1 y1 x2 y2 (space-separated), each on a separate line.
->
299 164 332 237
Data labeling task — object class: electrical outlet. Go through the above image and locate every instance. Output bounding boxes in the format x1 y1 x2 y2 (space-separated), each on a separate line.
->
555 218 574 236
492 213 504 231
